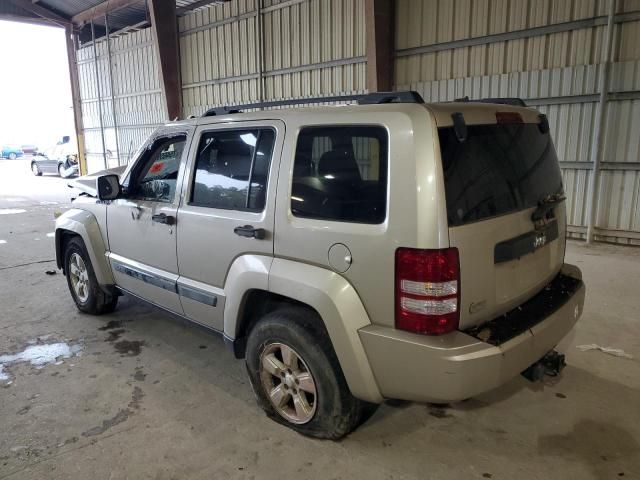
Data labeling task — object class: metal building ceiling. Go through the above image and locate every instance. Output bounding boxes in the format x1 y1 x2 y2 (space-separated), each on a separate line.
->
0 0 230 43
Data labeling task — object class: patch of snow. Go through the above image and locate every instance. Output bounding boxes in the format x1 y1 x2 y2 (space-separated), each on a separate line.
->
0 341 83 383
46 232 55 238
0 240 6 244
0 208 26 215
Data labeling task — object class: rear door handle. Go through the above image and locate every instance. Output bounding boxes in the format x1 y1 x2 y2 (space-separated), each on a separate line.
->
233 225 266 239
152 213 175 225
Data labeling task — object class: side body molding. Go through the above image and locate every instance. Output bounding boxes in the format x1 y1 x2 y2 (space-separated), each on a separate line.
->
55 208 114 286
267 258 383 403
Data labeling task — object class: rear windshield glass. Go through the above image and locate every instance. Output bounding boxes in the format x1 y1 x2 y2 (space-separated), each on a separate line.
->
438 123 563 226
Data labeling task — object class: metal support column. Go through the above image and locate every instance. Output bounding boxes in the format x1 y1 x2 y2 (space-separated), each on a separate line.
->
256 0 264 104
586 0 617 244
365 0 395 92
91 19 109 170
105 14 121 166
149 0 182 120
65 26 88 176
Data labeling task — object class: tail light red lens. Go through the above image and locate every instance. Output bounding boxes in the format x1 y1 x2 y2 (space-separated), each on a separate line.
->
395 248 460 335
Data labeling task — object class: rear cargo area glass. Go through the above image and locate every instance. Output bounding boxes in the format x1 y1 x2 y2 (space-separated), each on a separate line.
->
438 123 563 226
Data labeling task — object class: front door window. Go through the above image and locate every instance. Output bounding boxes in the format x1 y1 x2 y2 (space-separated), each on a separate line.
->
129 137 186 203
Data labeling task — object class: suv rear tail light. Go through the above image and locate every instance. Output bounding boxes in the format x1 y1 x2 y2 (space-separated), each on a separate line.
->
395 248 460 335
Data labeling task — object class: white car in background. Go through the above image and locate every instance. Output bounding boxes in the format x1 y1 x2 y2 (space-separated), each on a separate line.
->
31 141 79 178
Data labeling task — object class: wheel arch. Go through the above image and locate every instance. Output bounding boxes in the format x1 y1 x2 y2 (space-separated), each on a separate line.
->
55 209 114 286
224 256 383 403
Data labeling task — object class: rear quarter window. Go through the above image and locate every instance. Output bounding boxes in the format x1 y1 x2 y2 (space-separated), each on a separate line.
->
291 126 388 224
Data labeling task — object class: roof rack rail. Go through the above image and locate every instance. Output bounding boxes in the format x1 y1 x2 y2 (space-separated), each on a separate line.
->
454 96 527 107
201 91 425 117
202 94 362 116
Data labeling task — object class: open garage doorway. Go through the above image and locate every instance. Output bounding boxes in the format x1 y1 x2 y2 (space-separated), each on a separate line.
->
0 20 78 205
0 20 77 268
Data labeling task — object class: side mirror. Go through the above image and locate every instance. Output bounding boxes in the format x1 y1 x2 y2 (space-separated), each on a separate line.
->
97 174 121 201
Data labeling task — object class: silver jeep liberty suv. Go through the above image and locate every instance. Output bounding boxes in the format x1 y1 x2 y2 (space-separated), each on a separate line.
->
55 91 585 439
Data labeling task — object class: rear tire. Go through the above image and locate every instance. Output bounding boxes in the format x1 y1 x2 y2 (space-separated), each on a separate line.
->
245 307 377 439
58 164 65 177
31 163 42 176
64 236 118 315
8 152 17 160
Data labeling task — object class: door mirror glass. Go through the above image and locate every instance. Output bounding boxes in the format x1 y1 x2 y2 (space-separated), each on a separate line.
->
97 174 121 201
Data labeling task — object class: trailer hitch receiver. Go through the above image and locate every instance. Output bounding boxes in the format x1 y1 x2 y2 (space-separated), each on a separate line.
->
521 350 566 382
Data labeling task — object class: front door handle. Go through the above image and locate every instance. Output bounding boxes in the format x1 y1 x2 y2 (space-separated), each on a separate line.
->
152 213 175 225
233 225 266 239
130 206 142 220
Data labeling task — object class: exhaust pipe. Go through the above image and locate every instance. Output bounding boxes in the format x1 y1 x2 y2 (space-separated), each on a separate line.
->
521 350 566 382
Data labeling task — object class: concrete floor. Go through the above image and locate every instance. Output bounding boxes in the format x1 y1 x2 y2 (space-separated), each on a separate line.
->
1 158 639 480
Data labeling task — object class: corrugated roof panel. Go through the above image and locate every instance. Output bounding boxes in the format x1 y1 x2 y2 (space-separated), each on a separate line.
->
39 0 104 17
0 2 39 19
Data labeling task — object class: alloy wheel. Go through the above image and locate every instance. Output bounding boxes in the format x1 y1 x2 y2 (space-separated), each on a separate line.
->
69 253 90 303
259 342 317 424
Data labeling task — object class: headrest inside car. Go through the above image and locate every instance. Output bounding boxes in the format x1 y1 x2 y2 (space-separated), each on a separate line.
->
317 148 361 183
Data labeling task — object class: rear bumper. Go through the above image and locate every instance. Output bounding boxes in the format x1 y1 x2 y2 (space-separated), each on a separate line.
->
359 263 585 403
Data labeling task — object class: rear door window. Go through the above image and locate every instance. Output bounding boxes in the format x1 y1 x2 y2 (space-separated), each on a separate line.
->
291 126 388 224
438 123 563 226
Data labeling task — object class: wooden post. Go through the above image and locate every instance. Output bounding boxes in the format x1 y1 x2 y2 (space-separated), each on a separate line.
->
365 0 395 92
149 0 183 120
65 26 88 176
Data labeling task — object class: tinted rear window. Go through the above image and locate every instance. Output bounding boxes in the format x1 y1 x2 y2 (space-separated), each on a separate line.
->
438 123 563 226
291 126 388 224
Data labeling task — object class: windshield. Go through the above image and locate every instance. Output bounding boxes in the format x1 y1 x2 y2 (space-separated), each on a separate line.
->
438 122 563 227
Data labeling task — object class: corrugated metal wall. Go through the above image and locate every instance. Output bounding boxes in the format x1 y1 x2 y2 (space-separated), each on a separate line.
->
395 0 640 244
178 0 367 117
77 28 164 172
74 0 639 244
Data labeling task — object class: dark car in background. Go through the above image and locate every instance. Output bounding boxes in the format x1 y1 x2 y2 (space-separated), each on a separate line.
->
31 142 78 178
21 144 39 155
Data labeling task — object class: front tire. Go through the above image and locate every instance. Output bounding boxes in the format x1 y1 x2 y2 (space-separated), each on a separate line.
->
245 308 376 439
64 237 117 315
31 163 42 176
8 152 17 160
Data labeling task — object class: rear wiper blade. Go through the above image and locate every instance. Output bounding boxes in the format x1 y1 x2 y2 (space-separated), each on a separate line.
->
531 193 566 221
